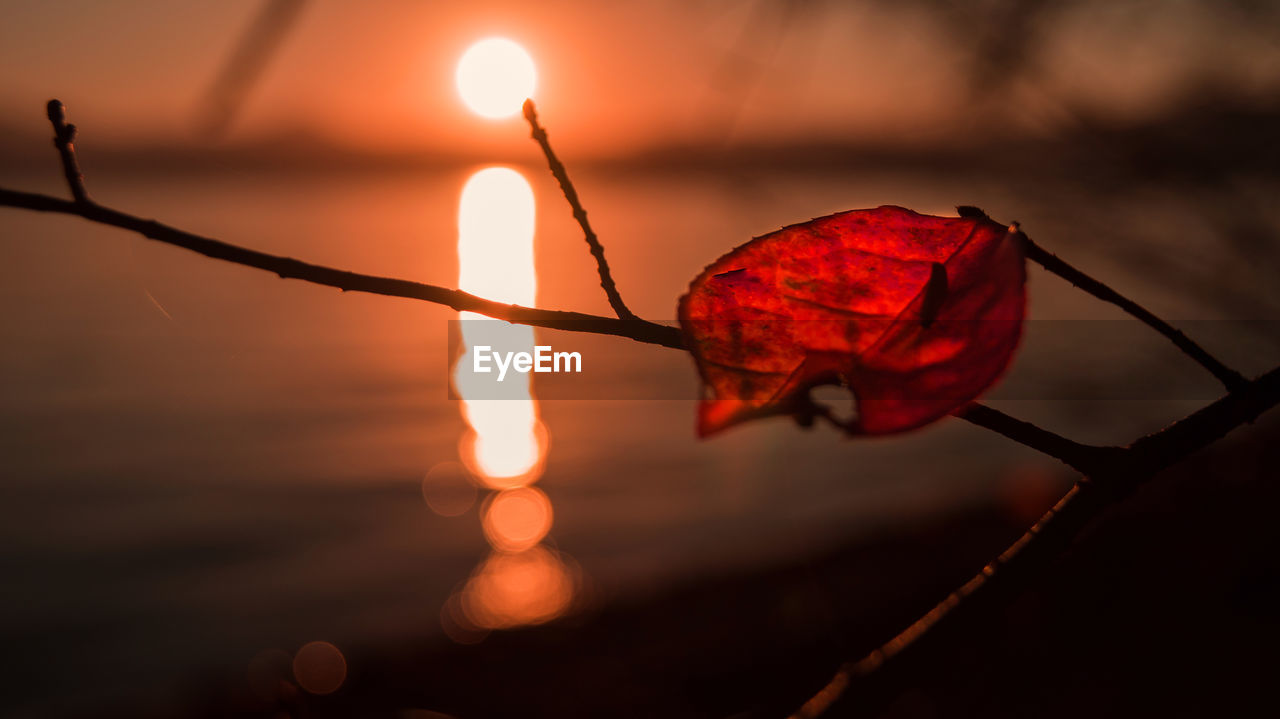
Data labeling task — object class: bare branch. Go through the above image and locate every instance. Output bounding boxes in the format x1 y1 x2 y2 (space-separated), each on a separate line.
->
1018 228 1247 391
0 187 683 350
793 364 1280 718
805 397 1113 475
953 402 1123 475
45 100 89 204
523 99 637 320
1128 362 1280 473
791 480 1107 719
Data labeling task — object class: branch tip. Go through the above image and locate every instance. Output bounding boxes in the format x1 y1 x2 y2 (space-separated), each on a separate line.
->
46 99 64 125
44 99 90 204
522 99 636 320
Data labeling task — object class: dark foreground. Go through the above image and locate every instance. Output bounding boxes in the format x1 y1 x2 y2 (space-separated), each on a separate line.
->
94 412 1279 719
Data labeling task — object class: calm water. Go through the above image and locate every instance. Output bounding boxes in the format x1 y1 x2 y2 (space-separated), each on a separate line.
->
1 163 1276 715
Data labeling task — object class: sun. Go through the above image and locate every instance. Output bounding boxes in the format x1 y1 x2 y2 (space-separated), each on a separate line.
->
455 37 536 119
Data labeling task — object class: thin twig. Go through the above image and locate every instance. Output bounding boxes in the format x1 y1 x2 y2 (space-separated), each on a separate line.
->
807 399 1111 475
953 402 1122 475
1127 362 1280 473
791 480 1106 719
523 99 637 320
46 100 89 204
0 187 682 350
1017 229 1247 391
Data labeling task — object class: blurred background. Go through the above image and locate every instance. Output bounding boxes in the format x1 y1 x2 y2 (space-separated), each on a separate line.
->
1 1 1279 717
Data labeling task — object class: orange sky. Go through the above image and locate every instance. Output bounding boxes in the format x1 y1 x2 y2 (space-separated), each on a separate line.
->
2 0 1278 159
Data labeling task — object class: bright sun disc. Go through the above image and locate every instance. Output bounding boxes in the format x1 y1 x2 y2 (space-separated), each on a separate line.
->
456 38 536 118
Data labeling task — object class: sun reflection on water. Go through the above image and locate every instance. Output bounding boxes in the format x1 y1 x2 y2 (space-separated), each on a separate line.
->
482 486 554 552
454 167 545 483
445 166 576 634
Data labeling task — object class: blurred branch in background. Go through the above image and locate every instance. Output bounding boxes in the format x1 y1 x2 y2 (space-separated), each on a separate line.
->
198 0 309 137
702 0 809 142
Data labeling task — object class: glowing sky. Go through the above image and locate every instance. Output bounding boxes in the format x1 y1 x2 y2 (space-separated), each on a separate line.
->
1 0 1278 159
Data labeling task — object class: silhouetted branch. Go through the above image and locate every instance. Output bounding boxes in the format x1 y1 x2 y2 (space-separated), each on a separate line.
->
792 480 1103 719
4 99 1278 719
953 403 1122 475
0 101 1200 478
0 187 681 349
793 364 1280 718
523 99 638 320
802 399 1112 474
1018 229 1247 390
46 100 89 204
1128 363 1280 472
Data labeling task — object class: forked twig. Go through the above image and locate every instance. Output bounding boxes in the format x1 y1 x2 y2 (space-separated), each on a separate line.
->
46 100 89 204
523 99 638 320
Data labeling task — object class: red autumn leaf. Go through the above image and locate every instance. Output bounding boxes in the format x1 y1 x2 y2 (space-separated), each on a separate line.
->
678 205 1026 437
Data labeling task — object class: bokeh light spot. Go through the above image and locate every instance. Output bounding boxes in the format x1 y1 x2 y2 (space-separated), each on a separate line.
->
292 641 346 695
482 486 554 552
458 546 576 629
